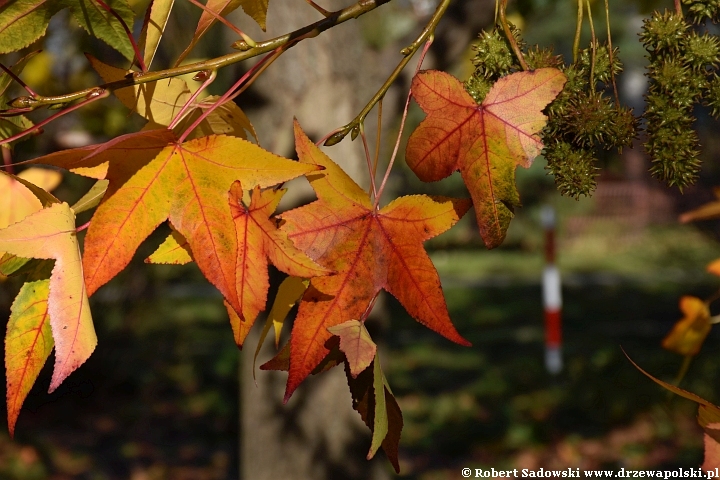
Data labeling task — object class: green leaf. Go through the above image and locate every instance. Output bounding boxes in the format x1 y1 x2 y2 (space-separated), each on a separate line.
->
70 179 109 214
63 0 136 62
0 1 64 54
0 115 33 148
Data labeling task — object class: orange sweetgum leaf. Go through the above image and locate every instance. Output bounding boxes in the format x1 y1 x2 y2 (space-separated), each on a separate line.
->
33 130 322 319
145 227 192 265
662 296 711 356
0 202 96 393
406 69 566 248
225 181 330 345
328 319 377 378
626 352 720 471
5 279 53 437
280 121 471 401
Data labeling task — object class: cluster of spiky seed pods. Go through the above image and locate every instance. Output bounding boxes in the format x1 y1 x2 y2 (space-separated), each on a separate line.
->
464 0 720 197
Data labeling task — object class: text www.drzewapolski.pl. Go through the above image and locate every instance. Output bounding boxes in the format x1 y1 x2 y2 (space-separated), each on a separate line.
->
461 468 720 479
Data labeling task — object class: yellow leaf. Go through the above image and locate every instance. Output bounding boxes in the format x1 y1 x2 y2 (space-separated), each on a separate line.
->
662 296 712 356
708 258 720 277
0 202 96 392
138 0 175 69
5 279 53 437
146 228 192 264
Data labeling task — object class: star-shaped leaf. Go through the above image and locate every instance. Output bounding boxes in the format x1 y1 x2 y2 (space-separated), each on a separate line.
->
33 129 321 321
328 319 376 378
279 121 471 401
406 69 566 248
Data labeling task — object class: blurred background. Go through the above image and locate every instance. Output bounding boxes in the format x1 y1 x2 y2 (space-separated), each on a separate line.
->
2 0 720 478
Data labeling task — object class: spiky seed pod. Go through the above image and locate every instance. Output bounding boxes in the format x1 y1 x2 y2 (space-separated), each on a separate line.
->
564 91 617 148
646 120 701 189
469 29 517 79
682 32 720 69
464 75 494 104
682 0 720 24
705 74 720 118
606 106 638 150
525 46 563 70
578 43 624 85
543 141 599 198
640 11 688 53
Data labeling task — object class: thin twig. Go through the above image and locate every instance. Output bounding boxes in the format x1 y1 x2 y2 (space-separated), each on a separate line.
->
93 0 147 72
359 123 378 199
184 0 257 46
675 0 684 18
0 63 36 97
0 89 110 150
2 0 393 115
168 69 218 130
586 0 596 91
374 38 433 209
323 0 450 146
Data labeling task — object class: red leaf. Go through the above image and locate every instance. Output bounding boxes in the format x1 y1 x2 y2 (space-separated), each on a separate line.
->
406 69 566 248
280 120 471 401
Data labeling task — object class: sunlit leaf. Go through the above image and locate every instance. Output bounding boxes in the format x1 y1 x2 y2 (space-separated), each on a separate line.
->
0 1 63 54
405 69 566 248
138 0 175 69
662 296 711 356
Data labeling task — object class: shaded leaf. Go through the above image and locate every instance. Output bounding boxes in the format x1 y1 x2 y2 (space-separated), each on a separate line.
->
281 121 470 401
138 0 175 69
33 129 322 322
64 0 136 61
0 115 33 148
88 54 190 126
5 279 53 437
406 69 566 248
345 354 402 472
0 202 96 392
662 296 711 356
328 319 376 378
0 1 63 54
0 50 40 104
253 276 309 377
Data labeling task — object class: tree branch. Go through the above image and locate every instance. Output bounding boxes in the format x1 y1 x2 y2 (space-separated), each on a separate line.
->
2 0 393 115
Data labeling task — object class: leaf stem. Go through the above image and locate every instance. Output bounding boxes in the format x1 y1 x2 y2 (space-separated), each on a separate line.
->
305 0 332 17
322 0 451 147
498 0 528 71
2 146 14 175
0 63 37 98
359 123 378 199
184 0 257 46
604 0 620 104
76 221 91 233
372 98 383 179
92 0 147 72
168 69 218 130
0 89 110 149
2 0 392 115
373 37 432 209
573 0 583 64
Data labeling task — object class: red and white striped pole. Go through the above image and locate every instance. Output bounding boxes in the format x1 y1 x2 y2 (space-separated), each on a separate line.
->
541 205 562 374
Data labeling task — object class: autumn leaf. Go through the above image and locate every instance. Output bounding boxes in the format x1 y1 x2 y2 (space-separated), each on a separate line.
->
345 354 402 472
708 258 720 277
176 0 269 65
33 129 322 322
662 296 711 356
328 319 376 378
625 352 720 471
5 279 53 437
0 202 96 393
223 181 329 343
279 120 470 401
405 69 566 248
680 188 720 223
138 0 176 69
146 227 192 265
